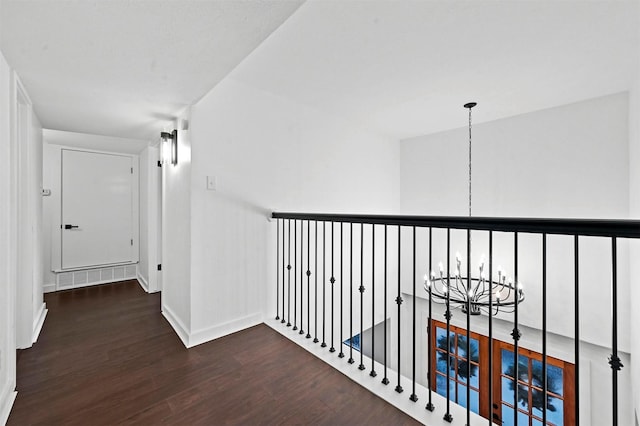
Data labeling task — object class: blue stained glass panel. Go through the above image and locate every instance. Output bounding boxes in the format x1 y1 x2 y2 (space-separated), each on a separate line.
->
457 382 467 407
470 389 479 414
531 359 564 397
548 365 564 396
456 334 480 362
436 374 447 397
517 384 530 409
502 349 514 377
453 383 479 415
344 334 360 352
436 374 455 398
501 377 514 403
469 363 479 388
547 397 564 425
436 355 448 374
532 399 543 418
518 353 530 383
502 404 514 426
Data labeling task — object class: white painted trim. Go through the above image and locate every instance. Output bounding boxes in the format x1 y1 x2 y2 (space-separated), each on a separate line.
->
265 318 484 426
0 380 17 426
13 71 35 350
53 261 137 274
136 272 149 293
32 303 47 343
161 304 190 348
48 144 140 272
188 313 263 348
56 278 136 292
43 283 56 293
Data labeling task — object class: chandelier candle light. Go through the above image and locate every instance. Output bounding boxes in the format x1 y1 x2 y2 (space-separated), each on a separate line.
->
423 102 525 316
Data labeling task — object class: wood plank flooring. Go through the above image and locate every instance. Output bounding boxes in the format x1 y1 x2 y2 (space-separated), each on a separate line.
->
8 280 420 425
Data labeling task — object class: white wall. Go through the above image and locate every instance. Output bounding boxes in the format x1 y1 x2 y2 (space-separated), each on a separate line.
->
14 75 44 350
0 46 44 422
160 117 192 345
138 144 161 293
0 49 17 426
177 77 399 347
42 143 56 291
30 113 45 343
139 147 150 289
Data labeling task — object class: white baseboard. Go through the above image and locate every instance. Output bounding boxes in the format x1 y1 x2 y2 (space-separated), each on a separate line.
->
188 312 263 348
161 304 190 348
161 306 262 349
0 380 17 426
43 283 56 293
136 273 149 293
32 302 47 343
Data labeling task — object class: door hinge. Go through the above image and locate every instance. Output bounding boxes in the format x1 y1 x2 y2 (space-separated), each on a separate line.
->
130 239 133 246
157 264 162 271
131 167 133 174
157 161 162 168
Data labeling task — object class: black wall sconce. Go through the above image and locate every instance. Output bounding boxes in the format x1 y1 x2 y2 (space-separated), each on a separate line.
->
161 130 178 166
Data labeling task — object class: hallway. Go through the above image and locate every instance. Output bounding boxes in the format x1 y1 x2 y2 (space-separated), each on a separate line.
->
8 281 418 425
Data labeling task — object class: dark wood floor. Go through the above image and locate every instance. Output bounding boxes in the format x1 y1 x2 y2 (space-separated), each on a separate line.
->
8 280 420 425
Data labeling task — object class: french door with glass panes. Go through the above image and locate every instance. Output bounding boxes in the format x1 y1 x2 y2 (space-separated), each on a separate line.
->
430 320 574 425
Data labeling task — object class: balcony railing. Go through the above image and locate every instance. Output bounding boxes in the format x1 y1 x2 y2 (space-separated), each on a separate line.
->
270 212 640 425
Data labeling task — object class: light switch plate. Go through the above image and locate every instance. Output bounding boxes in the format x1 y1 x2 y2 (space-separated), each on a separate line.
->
206 176 217 191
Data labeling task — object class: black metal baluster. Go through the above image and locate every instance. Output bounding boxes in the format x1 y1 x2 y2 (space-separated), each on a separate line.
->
465 229 471 425
488 231 493 425
359 223 366 371
512 232 520 426
282 220 286 324
349 222 354 364
610 237 622 426
314 221 319 343
396 225 404 394
370 224 377 377
574 235 580 425
293 220 298 331
276 219 280 320
322 222 327 347
306 221 311 339
443 228 452 423
339 223 345 358
299 221 304 335
330 222 336 352
542 234 547 425
382 225 389 385
426 227 434 411
287 220 291 327
410 226 418 402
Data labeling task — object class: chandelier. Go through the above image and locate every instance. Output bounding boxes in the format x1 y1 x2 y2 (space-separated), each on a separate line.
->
423 102 525 315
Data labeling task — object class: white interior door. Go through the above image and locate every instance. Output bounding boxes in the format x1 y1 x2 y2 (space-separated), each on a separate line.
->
61 149 134 269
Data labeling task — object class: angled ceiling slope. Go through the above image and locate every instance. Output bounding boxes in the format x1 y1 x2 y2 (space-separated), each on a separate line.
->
229 0 639 139
0 0 304 140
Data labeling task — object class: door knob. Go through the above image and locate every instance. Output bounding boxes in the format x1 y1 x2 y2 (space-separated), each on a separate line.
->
64 224 79 229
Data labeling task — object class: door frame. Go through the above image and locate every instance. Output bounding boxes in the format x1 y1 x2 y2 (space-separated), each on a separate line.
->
11 72 41 349
49 145 139 273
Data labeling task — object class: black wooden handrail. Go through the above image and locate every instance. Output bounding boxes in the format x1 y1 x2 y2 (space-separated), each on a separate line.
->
272 212 640 238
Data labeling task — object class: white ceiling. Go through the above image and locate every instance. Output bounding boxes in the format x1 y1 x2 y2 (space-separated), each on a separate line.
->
0 0 303 141
1 1 638 143
229 0 640 140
